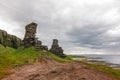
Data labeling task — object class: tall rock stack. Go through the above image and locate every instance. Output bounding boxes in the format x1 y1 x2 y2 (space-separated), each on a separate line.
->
23 22 48 51
23 22 38 48
49 39 65 57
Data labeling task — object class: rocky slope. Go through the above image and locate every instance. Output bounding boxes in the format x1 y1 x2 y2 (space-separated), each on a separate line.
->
2 58 117 80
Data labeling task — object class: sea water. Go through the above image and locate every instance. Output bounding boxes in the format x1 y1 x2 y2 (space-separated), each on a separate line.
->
83 55 120 65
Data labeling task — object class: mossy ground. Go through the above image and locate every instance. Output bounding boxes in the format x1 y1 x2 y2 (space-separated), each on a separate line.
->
0 45 71 78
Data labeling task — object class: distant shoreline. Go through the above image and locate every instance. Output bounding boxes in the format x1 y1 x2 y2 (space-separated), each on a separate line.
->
72 56 120 70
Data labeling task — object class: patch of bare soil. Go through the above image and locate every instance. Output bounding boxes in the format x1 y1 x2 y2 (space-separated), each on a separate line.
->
1 58 117 80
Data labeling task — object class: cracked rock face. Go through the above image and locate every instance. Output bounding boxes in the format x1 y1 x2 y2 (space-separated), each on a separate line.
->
23 22 48 51
0 29 21 48
23 22 38 48
49 39 65 57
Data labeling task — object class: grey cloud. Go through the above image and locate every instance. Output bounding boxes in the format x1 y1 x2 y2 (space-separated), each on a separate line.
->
0 0 120 54
67 23 120 52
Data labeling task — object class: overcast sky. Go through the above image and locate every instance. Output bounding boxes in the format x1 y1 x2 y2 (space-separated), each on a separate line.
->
0 0 120 55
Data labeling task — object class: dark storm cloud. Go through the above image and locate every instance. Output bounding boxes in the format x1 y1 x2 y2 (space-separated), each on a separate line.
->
67 23 109 48
0 0 120 54
67 22 120 52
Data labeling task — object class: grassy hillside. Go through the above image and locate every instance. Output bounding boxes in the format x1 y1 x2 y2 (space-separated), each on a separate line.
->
0 45 71 78
1 44 120 80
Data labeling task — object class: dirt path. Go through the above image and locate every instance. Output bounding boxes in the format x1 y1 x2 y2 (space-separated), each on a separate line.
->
2 59 117 80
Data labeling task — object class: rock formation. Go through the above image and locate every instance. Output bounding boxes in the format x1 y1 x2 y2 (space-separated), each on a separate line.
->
23 22 48 51
23 22 38 48
0 22 65 56
0 29 21 48
35 40 48 51
49 39 65 57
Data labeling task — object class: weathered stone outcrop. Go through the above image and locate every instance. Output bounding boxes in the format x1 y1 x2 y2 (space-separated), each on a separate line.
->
0 22 65 56
35 40 48 51
49 39 65 57
0 29 21 48
23 22 48 51
23 22 38 48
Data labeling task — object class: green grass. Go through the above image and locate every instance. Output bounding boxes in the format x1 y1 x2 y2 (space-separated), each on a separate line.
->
68 55 86 58
46 52 72 62
80 61 120 80
0 45 72 78
0 46 40 78
0 44 119 79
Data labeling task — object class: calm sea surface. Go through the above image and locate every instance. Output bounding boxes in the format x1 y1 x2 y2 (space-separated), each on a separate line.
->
79 55 120 65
